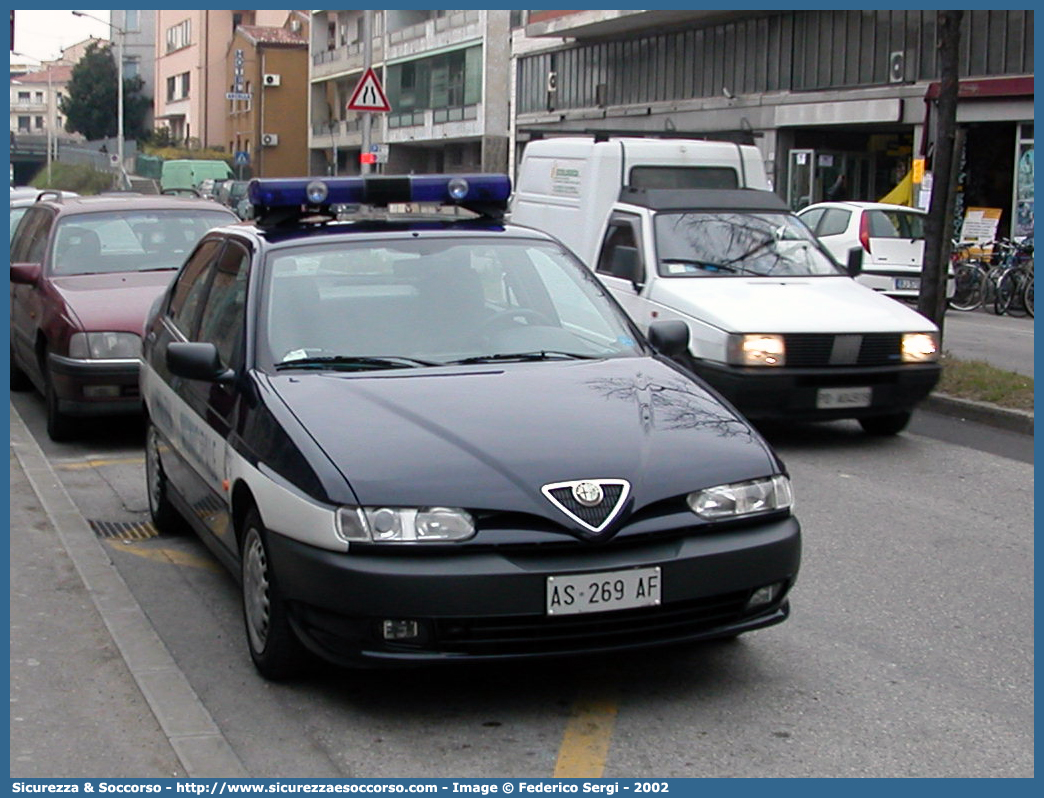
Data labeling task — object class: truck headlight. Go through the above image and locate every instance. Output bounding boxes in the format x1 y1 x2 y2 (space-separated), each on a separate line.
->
687 475 794 520
727 333 785 366
68 332 142 359
337 506 476 543
901 332 940 363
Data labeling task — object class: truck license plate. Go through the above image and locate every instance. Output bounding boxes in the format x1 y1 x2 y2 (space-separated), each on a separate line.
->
896 277 920 291
817 386 872 409
547 567 661 616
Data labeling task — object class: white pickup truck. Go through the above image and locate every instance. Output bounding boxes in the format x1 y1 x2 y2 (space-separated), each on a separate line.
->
510 137 941 434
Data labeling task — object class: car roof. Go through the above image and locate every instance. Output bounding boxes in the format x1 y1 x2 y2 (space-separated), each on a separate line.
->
29 193 240 217
223 216 560 249
799 201 925 215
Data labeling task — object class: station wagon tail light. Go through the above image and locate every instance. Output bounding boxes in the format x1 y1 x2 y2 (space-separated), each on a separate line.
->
687 475 794 520
337 506 476 543
247 174 510 211
727 333 785 367
901 332 940 363
69 331 141 359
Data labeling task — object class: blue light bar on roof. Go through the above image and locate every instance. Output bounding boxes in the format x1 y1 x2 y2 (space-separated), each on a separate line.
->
247 173 511 210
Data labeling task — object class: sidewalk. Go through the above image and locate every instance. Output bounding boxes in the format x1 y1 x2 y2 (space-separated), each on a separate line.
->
10 405 245 779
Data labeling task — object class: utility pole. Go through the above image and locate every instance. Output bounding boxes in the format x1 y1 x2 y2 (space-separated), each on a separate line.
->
918 10 964 338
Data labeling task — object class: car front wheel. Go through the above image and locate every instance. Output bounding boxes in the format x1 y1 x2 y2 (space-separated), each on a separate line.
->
145 421 183 535
241 509 307 680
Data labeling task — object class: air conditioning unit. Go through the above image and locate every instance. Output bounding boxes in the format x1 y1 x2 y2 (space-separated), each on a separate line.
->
261 133 279 147
263 73 281 87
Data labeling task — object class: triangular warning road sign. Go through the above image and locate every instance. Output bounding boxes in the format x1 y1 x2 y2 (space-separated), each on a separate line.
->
346 67 391 113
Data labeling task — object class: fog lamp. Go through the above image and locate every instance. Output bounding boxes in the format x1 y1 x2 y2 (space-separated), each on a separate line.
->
746 582 783 610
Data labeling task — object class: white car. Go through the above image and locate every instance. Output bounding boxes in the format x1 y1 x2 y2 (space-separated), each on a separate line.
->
797 201 952 300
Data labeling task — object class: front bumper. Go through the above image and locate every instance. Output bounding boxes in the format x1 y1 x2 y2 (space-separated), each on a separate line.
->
693 361 941 421
267 516 801 665
48 352 142 416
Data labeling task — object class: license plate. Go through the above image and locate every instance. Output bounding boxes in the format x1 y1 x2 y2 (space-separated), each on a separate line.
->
895 277 920 290
547 566 661 616
817 386 872 409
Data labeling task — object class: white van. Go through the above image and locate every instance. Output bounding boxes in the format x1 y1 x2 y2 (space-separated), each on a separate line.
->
510 137 942 434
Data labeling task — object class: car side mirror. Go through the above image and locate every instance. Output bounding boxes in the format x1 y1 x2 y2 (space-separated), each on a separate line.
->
167 341 235 384
647 319 690 358
610 246 643 290
846 247 863 277
10 262 42 285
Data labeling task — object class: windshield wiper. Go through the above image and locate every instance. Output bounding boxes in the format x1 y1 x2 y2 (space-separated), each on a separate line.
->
274 355 442 371
450 351 598 365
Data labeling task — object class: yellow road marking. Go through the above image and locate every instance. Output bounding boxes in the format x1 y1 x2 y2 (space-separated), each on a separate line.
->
553 683 620 778
105 539 221 573
56 456 145 470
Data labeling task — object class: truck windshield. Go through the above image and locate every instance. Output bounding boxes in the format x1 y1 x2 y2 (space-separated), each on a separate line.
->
654 211 844 277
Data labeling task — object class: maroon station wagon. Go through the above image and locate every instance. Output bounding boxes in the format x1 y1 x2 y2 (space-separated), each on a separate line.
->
10 192 238 440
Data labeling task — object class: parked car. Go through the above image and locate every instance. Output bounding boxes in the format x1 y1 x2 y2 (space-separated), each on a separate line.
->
216 180 251 217
11 190 80 241
9 192 238 440
796 201 953 300
140 173 801 679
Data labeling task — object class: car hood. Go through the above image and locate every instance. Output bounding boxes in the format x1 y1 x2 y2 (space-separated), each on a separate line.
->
266 357 779 518
648 275 938 332
50 271 175 335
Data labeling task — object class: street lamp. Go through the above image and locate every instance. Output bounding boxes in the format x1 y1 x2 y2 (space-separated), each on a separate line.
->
72 10 126 189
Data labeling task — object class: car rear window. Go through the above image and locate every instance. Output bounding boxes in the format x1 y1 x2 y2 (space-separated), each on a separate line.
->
866 210 924 239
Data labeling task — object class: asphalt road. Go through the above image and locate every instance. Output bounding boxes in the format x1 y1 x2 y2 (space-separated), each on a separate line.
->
9 391 1034 778
938 307 1034 378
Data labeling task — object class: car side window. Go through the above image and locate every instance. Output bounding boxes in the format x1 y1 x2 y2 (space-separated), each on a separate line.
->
196 242 250 371
168 239 222 338
11 208 54 264
595 216 645 284
797 208 824 233
817 208 851 237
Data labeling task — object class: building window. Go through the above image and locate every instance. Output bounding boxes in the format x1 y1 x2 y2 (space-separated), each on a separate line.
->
166 19 191 53
17 91 30 102
386 45 482 118
167 72 190 102
34 91 43 103
124 58 139 80
17 116 30 132
34 116 44 129
125 10 139 32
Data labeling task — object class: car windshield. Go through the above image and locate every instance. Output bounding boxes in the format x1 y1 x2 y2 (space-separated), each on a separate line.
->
654 211 843 277
50 210 234 276
262 237 644 370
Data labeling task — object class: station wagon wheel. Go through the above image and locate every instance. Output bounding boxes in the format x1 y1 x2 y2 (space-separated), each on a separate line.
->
858 411 911 436
145 420 183 535
241 508 306 680
43 359 74 442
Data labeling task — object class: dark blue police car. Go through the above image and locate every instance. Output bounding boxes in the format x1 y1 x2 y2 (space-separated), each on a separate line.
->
140 173 800 679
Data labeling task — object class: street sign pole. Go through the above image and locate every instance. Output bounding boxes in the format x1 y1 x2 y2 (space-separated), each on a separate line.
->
361 9 373 175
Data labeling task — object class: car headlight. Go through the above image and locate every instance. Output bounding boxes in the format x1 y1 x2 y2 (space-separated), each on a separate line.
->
337 506 476 543
687 475 794 520
727 333 785 366
68 332 142 359
902 332 940 363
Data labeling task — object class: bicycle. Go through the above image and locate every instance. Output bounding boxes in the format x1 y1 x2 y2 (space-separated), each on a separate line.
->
992 239 1033 316
948 240 991 311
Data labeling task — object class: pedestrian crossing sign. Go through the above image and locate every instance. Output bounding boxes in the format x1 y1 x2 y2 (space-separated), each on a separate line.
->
346 67 391 113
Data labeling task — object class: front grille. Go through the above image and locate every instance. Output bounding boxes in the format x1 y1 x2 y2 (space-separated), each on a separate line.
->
434 591 751 655
784 333 902 367
545 484 625 528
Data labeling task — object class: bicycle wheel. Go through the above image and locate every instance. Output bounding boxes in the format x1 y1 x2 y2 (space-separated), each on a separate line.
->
948 262 985 311
1007 269 1030 318
1023 275 1033 318
994 269 1016 315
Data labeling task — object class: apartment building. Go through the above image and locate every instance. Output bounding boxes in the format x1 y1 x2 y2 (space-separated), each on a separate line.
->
154 10 293 149
513 10 1033 239
112 10 156 131
309 9 512 175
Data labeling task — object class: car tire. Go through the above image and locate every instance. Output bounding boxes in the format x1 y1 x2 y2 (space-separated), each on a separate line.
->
858 411 911 436
241 508 307 681
145 420 184 535
44 364 75 442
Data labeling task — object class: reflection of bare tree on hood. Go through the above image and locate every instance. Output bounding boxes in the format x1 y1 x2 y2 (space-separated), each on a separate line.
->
656 212 841 277
588 373 755 440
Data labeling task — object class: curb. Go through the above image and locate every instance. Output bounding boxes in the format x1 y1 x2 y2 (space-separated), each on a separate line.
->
922 392 1034 436
10 403 248 778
